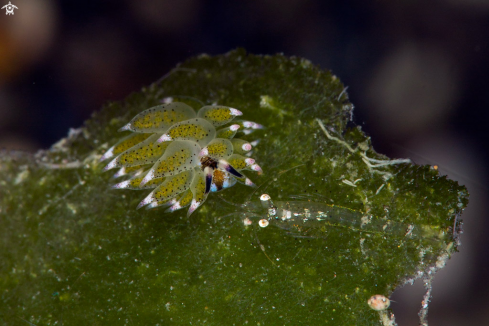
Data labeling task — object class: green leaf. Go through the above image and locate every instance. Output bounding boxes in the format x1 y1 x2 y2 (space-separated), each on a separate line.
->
0 49 468 325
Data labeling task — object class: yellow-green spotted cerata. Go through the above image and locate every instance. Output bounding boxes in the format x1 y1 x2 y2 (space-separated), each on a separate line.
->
100 99 263 217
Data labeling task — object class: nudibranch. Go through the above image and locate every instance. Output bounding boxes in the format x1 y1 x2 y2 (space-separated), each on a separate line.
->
100 99 263 217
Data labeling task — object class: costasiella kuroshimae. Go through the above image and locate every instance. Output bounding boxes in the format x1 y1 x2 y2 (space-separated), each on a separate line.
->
100 97 263 217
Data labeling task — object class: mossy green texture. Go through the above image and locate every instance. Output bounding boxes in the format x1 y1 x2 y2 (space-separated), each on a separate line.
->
0 50 468 325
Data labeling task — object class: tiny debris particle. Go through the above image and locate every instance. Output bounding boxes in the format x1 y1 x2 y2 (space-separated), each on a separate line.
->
367 295 390 311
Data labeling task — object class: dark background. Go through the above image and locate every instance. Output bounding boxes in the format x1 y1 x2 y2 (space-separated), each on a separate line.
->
1 0 488 325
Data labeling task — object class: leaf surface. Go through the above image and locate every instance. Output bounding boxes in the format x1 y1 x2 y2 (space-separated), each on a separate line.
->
0 49 468 325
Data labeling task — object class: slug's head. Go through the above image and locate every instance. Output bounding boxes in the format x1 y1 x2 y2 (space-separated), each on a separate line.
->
100 97 264 217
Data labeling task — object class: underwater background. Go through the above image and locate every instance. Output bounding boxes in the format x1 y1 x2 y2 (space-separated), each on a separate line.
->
1 1 488 325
